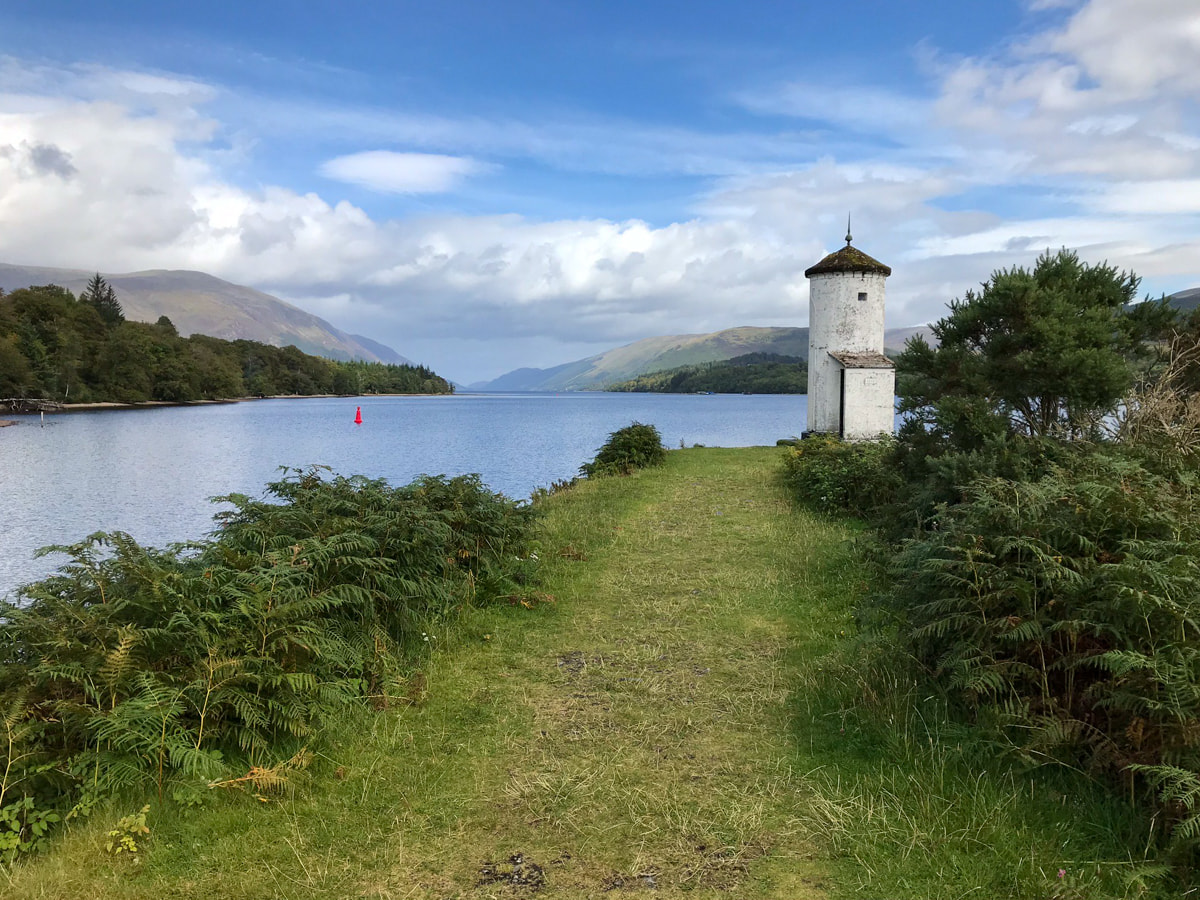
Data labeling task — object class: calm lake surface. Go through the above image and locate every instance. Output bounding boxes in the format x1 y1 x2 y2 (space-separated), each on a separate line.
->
1 392 810 598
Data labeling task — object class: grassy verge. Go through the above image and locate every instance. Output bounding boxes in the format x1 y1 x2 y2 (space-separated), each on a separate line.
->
3 447 1153 898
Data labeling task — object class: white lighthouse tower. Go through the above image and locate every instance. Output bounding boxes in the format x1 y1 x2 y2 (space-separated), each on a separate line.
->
804 221 895 441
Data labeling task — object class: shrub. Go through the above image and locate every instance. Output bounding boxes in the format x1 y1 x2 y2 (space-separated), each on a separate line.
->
0 467 538 853
875 451 1200 858
781 434 898 517
580 422 667 477
880 431 1078 539
895 248 1172 448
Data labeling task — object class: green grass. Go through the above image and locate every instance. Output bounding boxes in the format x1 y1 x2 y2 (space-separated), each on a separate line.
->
1 447 1159 898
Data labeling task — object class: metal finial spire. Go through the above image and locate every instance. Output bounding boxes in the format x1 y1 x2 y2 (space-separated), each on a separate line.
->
845 213 853 246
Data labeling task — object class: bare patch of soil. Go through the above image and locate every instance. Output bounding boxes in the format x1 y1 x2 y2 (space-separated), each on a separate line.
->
477 853 548 893
602 871 660 891
680 840 770 892
556 650 586 676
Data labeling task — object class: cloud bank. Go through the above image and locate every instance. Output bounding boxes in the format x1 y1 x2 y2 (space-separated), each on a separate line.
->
0 0 1198 382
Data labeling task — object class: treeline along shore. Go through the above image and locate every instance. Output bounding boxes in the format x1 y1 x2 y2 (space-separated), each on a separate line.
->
0 277 453 404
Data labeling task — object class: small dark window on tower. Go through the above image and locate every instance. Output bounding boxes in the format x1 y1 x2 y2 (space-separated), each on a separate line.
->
857 291 868 302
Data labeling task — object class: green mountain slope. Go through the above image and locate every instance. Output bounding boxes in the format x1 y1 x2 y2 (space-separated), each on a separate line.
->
608 353 808 394
474 324 933 391
0 263 409 364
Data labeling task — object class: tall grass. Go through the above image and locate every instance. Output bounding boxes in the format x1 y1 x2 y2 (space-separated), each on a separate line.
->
791 633 1164 899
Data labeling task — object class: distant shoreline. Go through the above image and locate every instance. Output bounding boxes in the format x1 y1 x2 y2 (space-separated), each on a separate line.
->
0 392 453 419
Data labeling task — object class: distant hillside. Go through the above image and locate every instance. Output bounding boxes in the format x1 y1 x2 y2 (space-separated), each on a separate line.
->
1169 287 1200 315
472 325 933 392
0 263 409 364
608 353 808 394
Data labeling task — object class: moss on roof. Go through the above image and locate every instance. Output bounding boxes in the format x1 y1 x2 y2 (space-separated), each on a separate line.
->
804 244 892 278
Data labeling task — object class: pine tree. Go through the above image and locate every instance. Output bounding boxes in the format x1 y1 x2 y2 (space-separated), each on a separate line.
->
81 272 124 326
897 248 1174 447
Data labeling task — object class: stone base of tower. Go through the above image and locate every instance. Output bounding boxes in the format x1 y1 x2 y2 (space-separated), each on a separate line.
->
840 365 895 441
805 354 895 442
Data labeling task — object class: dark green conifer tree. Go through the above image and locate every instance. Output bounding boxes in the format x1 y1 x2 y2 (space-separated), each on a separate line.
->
80 272 124 326
898 248 1174 447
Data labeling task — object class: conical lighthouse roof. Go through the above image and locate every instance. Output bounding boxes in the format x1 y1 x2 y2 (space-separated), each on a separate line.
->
804 243 891 278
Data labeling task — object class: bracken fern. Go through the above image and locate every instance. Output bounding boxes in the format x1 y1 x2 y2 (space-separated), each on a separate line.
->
0 466 537 853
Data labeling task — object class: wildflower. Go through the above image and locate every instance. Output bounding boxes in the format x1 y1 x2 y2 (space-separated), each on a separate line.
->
1058 869 1066 879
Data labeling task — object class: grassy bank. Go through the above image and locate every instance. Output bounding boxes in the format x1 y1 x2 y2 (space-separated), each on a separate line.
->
3 448 1151 898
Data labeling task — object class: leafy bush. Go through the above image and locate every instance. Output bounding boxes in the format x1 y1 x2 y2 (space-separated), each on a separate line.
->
580 422 667 477
880 431 1078 540
781 434 899 517
0 467 537 854
874 450 1200 859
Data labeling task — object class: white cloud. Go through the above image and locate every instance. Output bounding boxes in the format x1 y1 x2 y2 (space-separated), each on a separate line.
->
732 82 933 136
932 0 1200 181
1087 180 1200 215
1 0 1199 383
1046 0 1200 97
0 71 818 375
318 150 488 194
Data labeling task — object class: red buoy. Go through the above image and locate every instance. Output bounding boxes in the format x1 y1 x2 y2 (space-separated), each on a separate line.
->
354 405 363 425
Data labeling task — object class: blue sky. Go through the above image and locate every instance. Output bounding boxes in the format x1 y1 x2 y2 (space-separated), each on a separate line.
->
1 0 1198 382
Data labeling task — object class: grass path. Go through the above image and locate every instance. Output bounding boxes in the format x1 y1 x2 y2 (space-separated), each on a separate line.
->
353 445 849 898
7 447 1136 899
8 447 851 899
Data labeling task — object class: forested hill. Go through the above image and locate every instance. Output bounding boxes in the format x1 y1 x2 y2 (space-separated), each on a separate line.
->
0 282 453 402
0 263 408 364
606 353 808 394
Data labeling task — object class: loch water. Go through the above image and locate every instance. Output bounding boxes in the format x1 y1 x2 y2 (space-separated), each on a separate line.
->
1 392 809 598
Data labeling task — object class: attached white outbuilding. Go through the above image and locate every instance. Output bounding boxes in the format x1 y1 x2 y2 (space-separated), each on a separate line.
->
804 229 895 441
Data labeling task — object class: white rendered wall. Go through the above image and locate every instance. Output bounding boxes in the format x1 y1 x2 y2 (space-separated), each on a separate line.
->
842 368 896 440
806 270 888 435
